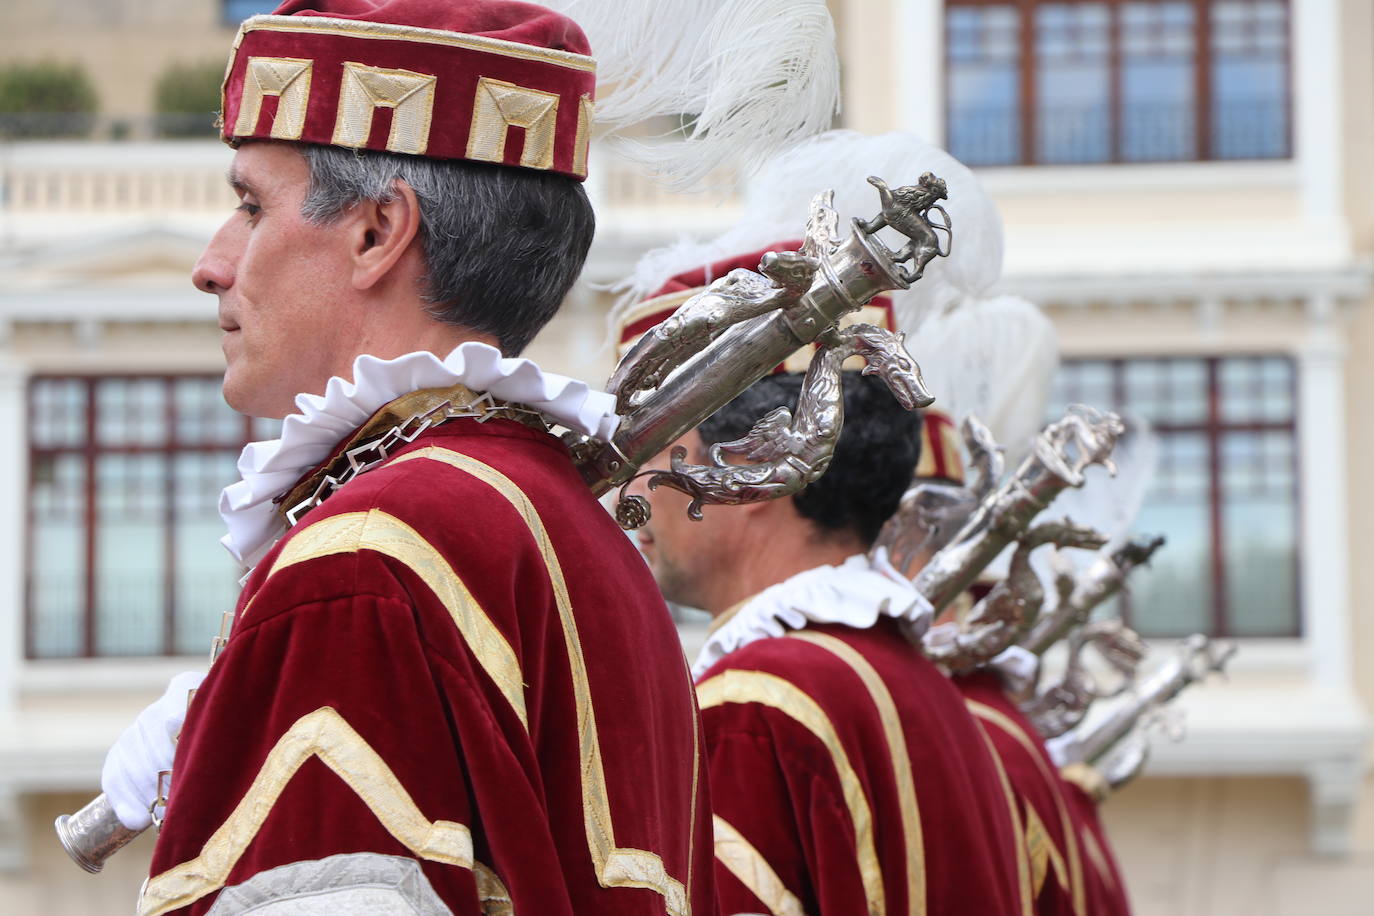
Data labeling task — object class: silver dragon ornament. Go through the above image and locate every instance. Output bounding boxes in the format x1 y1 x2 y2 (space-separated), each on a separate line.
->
899 405 1125 619
600 174 952 527
1047 634 1237 772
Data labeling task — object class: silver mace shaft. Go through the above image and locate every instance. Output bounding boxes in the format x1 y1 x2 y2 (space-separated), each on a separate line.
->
912 406 1125 615
57 174 953 873
1020 534 1167 656
1047 635 1237 766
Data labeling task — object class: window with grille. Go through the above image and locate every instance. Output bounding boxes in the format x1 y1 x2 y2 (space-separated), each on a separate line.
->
27 376 277 658
945 0 1290 166
1045 355 1299 638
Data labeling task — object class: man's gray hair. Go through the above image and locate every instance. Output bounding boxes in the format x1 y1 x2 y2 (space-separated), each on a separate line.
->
298 144 595 355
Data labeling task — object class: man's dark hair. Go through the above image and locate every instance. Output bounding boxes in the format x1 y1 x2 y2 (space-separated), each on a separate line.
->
298 144 595 355
698 370 923 546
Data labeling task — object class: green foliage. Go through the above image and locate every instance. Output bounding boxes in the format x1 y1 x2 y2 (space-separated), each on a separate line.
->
0 60 98 138
153 60 224 138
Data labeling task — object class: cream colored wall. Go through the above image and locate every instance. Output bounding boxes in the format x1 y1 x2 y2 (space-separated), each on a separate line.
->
1104 777 1374 916
1328 0 1374 866
1 0 234 123
0 793 153 912
5 323 224 374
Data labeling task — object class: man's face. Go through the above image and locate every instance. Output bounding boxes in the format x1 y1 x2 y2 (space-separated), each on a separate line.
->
192 142 363 419
629 430 738 612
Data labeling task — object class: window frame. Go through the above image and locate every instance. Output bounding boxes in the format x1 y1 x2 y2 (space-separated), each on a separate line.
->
1052 354 1302 638
943 0 1294 167
25 373 258 659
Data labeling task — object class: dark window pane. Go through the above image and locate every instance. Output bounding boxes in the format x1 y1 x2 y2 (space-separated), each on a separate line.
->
173 452 242 655
1211 0 1290 159
1047 354 1299 638
31 379 87 449
97 378 167 447
94 454 166 656
1221 485 1297 636
251 416 282 442
1130 493 1215 637
947 5 1022 166
1036 3 1111 163
28 374 260 659
1219 355 1292 423
30 453 85 657
1050 359 1114 416
944 0 1290 165
175 376 243 445
1121 2 1196 161
1130 432 1214 637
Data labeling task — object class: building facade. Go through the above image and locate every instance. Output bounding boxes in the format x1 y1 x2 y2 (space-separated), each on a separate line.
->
0 1 1370 913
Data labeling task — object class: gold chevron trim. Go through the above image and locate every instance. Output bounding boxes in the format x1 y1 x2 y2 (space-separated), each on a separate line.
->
967 699 1086 915
696 668 885 916
268 508 527 729
972 718 1036 916
789 631 926 915
389 447 690 916
712 814 804 916
138 707 472 915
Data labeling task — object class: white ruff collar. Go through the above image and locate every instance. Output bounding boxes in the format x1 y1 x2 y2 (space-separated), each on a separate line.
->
691 548 934 679
219 342 620 570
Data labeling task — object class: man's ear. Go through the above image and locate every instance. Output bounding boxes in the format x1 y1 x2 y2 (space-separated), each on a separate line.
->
349 179 422 291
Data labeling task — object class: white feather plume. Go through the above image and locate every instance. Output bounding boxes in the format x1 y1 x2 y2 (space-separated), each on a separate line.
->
741 130 1004 331
912 294 1060 463
607 130 1006 337
545 0 841 191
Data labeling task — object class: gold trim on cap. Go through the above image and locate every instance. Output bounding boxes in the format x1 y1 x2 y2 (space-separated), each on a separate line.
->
232 56 314 140
332 61 437 155
467 77 561 170
237 14 597 72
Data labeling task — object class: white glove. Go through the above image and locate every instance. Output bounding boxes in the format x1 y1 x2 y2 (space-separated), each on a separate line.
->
101 670 206 830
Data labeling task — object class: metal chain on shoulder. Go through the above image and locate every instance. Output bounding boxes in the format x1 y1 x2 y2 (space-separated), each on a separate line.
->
283 391 548 527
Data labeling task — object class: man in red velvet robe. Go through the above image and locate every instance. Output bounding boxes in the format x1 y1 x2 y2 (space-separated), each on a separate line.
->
623 253 1034 916
895 298 1134 916
1060 762 1135 914
102 1 717 912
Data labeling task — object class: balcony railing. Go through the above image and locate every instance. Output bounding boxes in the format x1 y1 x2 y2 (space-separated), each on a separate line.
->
0 138 740 240
947 100 1289 166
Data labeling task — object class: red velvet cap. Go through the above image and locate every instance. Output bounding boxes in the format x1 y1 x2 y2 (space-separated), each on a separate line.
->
221 0 596 178
613 242 965 483
915 408 963 484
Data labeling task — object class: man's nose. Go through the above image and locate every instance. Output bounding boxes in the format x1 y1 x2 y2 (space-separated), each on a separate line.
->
192 222 236 294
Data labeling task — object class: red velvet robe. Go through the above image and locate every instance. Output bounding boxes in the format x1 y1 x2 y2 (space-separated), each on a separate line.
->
141 415 713 915
956 671 1133 916
697 619 1033 916
1061 772 1132 916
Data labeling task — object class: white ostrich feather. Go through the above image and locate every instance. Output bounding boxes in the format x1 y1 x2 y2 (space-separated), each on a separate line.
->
741 130 1004 331
912 294 1059 462
546 0 840 190
607 130 1005 337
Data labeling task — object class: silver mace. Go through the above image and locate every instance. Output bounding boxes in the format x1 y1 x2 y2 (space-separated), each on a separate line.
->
56 173 954 871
